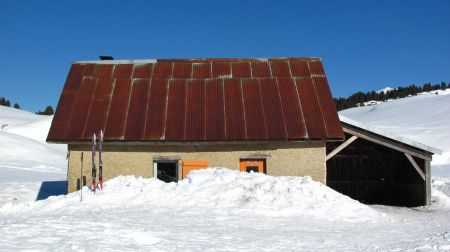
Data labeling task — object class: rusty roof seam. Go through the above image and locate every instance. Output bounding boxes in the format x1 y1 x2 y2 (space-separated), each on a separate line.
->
293 78 309 139
275 78 289 139
80 78 99 139
121 79 136 140
102 78 117 137
203 80 207 140
141 78 153 139
170 62 174 79
183 80 188 140
268 62 273 78
130 64 136 80
229 63 233 78
209 62 212 79
239 79 248 140
257 79 268 140
161 79 169 140
287 61 293 78
221 79 227 139
308 61 328 139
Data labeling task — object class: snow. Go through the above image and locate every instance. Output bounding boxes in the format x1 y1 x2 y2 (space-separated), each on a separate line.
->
0 106 66 206
1 89 450 251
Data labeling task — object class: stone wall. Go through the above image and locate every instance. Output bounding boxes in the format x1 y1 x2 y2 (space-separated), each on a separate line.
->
67 141 326 192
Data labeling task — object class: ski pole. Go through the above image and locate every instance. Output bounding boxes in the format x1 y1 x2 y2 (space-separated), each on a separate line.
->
80 152 83 201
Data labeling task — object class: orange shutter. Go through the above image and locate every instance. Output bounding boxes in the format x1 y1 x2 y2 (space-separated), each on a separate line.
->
181 160 209 178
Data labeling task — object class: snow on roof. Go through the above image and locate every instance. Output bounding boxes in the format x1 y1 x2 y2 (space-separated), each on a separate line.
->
339 115 443 155
73 59 157 64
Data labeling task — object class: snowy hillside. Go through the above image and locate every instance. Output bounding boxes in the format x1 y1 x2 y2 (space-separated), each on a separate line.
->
340 89 450 173
0 106 66 205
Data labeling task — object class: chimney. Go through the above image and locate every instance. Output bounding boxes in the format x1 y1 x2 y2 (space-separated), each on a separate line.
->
99 56 114 60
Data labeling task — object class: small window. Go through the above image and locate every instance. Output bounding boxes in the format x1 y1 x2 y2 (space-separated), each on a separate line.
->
154 160 178 183
240 159 266 174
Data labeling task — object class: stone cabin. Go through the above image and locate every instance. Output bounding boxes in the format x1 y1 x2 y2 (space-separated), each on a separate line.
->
47 58 344 193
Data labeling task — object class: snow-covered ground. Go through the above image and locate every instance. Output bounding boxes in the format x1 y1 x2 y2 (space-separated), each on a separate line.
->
1 89 450 251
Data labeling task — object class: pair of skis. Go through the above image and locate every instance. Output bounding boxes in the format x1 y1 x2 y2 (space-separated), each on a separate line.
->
91 130 104 193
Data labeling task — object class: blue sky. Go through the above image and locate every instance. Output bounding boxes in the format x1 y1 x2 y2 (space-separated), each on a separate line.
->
1 0 449 112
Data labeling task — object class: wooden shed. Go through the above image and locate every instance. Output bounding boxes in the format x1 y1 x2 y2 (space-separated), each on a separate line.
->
47 58 345 193
326 116 442 207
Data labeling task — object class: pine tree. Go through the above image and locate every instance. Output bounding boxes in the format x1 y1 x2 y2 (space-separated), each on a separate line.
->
13 103 20 109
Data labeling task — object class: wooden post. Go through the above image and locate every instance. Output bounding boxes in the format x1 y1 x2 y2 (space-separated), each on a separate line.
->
425 159 431 205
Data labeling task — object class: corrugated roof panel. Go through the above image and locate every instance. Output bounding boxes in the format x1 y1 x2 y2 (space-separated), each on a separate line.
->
51 92 76 124
173 62 192 78
113 64 133 78
277 78 306 138
242 79 267 140
259 78 287 139
185 79 205 140
313 77 344 138
93 64 114 78
205 79 225 140
49 58 344 142
65 77 98 140
124 79 151 140
47 64 86 141
165 79 187 140
48 92 77 140
212 62 231 78
144 78 169 140
290 61 310 77
296 77 327 139
82 78 114 139
250 62 271 77
192 63 211 78
64 64 85 91
104 78 132 139
309 61 325 76
152 62 173 78
83 64 96 77
223 79 246 140
232 62 251 78
132 64 153 78
270 61 291 77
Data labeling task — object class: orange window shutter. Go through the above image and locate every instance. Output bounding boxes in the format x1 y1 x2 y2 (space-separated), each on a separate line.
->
182 160 208 178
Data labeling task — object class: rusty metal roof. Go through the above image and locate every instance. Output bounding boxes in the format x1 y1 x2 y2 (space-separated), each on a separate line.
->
47 58 344 142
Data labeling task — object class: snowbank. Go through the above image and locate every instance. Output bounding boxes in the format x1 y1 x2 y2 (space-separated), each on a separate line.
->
0 168 379 221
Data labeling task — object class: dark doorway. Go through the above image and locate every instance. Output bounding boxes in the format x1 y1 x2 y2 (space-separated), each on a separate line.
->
154 161 178 183
327 135 427 207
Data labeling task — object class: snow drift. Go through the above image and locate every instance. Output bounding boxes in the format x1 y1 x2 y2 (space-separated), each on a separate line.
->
0 168 378 221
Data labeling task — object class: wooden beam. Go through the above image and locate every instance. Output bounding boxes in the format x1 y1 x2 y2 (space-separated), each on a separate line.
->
343 127 432 161
326 136 358 161
404 153 426 181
